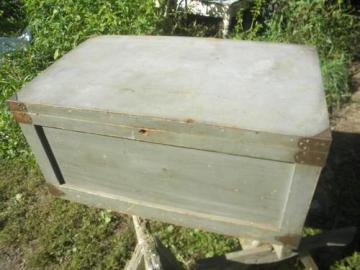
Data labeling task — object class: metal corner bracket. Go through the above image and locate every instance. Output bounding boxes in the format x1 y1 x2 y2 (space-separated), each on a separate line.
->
7 95 32 124
294 129 332 167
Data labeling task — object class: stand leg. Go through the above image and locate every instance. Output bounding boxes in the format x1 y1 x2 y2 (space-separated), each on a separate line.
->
125 216 162 270
126 244 146 270
221 9 231 38
126 216 182 270
299 253 319 270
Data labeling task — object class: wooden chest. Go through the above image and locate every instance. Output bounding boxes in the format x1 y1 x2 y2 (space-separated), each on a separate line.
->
8 36 331 250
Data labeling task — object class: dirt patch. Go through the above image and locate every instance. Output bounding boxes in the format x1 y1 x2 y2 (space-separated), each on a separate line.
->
332 102 360 133
331 61 360 133
0 247 25 270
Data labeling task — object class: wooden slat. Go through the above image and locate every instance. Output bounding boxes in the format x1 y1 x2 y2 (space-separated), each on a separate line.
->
29 110 300 164
132 216 162 270
125 244 145 270
278 164 322 247
58 184 289 244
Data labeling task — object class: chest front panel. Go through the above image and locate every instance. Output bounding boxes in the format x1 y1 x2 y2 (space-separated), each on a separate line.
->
43 127 295 229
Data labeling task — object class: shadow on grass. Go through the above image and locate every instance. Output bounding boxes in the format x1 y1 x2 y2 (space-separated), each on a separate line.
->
306 131 360 269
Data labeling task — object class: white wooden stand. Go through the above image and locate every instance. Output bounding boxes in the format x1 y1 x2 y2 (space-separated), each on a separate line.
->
158 0 251 37
126 216 162 270
125 217 356 270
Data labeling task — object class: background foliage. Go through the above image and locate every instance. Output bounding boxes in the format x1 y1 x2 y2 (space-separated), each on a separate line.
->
0 0 359 269
233 0 360 111
0 0 26 35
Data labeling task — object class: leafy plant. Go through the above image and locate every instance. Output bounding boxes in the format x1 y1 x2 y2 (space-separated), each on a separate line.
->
24 0 163 62
331 252 360 270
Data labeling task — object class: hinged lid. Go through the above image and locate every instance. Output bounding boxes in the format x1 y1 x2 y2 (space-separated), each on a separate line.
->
10 35 331 166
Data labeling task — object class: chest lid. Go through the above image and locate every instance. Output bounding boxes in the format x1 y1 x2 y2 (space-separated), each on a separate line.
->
11 35 331 166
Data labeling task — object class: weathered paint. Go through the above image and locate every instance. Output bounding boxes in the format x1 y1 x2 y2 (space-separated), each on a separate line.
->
43 126 294 228
18 107 331 166
17 36 330 138
11 111 32 124
17 124 326 249
7 98 27 112
7 97 32 124
58 184 300 248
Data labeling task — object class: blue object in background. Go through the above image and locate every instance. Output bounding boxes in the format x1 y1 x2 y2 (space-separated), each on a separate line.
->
0 27 32 58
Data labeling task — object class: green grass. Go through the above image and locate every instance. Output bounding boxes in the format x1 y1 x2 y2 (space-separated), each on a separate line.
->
149 221 240 267
0 160 136 269
331 252 360 270
1 0 360 269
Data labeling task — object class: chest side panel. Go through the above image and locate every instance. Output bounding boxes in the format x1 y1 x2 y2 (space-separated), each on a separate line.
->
43 127 295 229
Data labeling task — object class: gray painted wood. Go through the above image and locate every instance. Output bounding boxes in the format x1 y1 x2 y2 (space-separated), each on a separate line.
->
280 164 321 239
29 112 300 164
59 184 289 245
18 124 326 249
19 124 59 185
44 126 294 228
18 35 328 137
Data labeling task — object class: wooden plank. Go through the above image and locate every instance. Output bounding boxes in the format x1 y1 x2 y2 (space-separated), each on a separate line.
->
58 184 291 245
43 126 294 227
125 244 146 270
279 164 322 247
299 254 319 270
132 216 162 270
28 111 300 164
